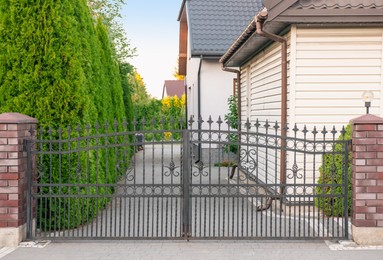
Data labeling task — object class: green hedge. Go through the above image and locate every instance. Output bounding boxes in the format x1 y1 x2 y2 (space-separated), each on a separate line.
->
0 1 131 230
36 125 131 231
315 125 352 217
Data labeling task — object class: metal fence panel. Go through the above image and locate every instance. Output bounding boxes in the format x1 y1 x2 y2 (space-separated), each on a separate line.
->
25 118 350 240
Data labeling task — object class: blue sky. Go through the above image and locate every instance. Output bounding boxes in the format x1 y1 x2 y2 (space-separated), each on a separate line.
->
121 1 182 98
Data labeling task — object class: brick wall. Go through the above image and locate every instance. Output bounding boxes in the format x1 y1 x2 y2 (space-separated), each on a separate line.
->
0 113 37 230
352 114 383 228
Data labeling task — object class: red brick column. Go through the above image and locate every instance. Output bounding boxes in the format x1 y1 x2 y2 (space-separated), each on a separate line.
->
0 113 37 247
351 114 383 245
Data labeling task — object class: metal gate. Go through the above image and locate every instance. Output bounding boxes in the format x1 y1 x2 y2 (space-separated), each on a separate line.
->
25 118 350 240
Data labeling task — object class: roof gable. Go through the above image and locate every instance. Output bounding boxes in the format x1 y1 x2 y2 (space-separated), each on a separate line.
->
183 0 264 57
162 80 185 98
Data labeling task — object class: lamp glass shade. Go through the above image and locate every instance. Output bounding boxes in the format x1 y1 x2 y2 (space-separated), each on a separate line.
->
362 90 374 102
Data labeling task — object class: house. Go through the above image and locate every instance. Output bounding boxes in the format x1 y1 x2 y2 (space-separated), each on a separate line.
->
221 0 383 130
177 0 264 161
177 0 264 124
162 80 185 99
220 0 383 187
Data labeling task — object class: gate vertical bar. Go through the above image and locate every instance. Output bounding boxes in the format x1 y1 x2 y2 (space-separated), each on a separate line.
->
343 138 350 239
182 129 191 240
24 138 33 239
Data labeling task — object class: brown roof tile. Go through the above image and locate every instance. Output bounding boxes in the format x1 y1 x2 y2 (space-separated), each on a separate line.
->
162 80 185 98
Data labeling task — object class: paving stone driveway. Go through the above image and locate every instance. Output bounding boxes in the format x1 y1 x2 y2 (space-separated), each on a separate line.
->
2 240 383 260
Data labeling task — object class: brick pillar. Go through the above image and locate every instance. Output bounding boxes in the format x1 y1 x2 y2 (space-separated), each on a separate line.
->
351 114 383 245
0 113 37 247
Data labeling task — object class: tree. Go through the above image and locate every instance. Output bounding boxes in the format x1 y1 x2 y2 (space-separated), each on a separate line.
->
119 62 135 125
0 0 129 230
0 0 94 127
87 0 136 62
173 59 185 80
130 71 150 106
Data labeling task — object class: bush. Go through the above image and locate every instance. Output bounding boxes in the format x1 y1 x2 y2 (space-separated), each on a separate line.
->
224 95 238 154
315 125 352 217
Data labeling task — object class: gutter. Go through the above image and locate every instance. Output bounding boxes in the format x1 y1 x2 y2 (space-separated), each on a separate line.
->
221 65 242 169
220 8 288 199
256 8 288 197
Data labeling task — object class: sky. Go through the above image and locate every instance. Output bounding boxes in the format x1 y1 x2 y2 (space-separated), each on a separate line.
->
120 1 182 99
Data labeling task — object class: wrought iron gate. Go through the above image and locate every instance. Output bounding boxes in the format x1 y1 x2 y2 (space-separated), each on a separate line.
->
25 118 350 240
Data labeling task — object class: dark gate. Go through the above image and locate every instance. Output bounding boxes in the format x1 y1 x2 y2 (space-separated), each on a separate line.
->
25 118 350 240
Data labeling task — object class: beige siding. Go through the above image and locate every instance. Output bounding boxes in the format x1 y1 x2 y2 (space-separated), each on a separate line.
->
292 27 383 129
249 42 282 124
239 33 291 185
240 67 249 122
238 26 383 198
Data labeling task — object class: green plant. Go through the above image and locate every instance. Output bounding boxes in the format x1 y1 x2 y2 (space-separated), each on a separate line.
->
315 125 352 217
0 1 130 230
214 160 236 167
224 95 239 154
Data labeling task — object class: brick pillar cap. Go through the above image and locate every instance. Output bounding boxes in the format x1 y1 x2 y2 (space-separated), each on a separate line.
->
0 113 38 124
351 114 383 125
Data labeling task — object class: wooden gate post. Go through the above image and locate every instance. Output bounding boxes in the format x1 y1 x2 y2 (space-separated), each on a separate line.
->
351 114 383 245
0 113 38 247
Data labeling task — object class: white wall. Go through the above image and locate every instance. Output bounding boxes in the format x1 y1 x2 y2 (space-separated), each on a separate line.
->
241 26 383 131
185 58 236 129
290 26 383 130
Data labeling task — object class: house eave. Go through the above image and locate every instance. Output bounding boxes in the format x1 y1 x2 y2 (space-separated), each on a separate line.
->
221 0 383 68
190 53 222 60
177 0 186 21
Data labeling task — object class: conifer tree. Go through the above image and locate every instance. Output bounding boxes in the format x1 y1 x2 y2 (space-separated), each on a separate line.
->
0 0 131 229
0 0 97 127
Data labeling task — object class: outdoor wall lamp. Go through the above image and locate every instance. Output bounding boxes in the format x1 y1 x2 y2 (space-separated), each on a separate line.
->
362 90 374 114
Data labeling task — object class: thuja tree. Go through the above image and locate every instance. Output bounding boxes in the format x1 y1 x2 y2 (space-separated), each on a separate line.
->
0 0 96 127
0 0 128 230
119 62 134 128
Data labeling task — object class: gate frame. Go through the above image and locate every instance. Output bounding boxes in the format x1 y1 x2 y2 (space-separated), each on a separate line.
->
24 118 351 240
6 112 383 245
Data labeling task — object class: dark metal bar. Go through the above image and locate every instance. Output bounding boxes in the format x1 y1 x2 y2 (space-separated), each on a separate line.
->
24 138 33 239
182 129 190 239
344 137 350 239
27 118 350 240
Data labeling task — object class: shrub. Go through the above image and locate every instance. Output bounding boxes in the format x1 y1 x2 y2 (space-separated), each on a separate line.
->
315 125 352 217
224 95 238 154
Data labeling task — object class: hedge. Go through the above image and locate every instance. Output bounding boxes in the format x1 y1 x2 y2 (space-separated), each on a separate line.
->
0 0 131 230
315 125 352 217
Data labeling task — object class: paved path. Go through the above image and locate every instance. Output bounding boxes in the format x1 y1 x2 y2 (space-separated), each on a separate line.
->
2 240 383 260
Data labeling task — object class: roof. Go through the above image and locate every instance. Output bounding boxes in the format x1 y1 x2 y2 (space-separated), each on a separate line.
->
162 80 185 99
179 0 264 57
293 0 383 9
222 0 383 67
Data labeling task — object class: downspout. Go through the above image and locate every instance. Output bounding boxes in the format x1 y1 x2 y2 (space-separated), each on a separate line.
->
197 56 203 162
221 65 242 179
184 82 188 128
256 8 288 196
221 65 241 130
